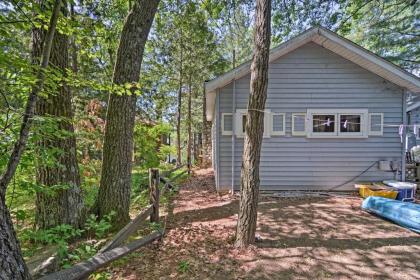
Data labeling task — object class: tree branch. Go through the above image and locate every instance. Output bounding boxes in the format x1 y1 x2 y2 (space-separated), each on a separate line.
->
0 0 62 198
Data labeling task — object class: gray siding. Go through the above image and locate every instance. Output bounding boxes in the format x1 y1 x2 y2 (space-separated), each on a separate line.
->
216 42 404 191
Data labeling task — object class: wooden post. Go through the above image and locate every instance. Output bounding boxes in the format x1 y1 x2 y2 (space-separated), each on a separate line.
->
149 168 160 223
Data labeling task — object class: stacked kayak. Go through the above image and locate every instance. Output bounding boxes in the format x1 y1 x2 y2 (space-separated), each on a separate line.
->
356 183 398 199
362 196 420 233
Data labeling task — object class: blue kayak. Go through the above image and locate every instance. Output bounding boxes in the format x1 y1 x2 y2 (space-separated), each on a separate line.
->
362 196 420 233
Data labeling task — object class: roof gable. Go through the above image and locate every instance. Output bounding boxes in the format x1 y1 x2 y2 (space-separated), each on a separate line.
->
205 26 420 121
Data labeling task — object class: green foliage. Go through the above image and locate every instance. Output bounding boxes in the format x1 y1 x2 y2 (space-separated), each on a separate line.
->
20 210 115 264
63 243 98 268
178 260 191 273
89 272 112 280
1 0 418 273
21 224 83 258
343 0 419 72
85 211 116 239
134 122 175 168
149 221 163 231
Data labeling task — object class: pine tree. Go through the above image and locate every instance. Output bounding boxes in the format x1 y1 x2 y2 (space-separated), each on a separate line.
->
235 0 271 248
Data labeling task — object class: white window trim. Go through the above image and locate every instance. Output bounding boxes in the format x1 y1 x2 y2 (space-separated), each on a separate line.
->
235 109 246 138
292 113 307 136
368 113 384 136
221 113 233 136
307 109 368 138
235 109 271 138
271 113 286 136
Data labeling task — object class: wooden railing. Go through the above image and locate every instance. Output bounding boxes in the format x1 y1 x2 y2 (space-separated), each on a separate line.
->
39 165 188 280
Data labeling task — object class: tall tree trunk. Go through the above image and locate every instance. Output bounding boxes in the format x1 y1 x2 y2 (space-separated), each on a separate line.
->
0 0 62 278
186 75 192 169
69 3 78 74
96 0 160 228
176 47 183 166
201 86 211 167
0 203 31 280
235 0 271 248
34 2 84 230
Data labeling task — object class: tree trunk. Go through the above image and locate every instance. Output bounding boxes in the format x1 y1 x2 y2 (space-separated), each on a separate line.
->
96 0 160 228
235 0 271 248
0 0 62 278
34 2 84 230
0 201 31 280
186 75 192 169
176 49 183 166
69 3 78 73
201 86 212 167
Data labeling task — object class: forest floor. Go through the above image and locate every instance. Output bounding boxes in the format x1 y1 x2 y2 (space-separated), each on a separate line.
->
106 168 420 280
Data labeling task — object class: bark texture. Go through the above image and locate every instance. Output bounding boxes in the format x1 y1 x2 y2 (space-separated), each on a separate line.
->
0 1 62 278
176 53 183 166
235 0 271 248
97 0 160 227
0 201 31 280
34 2 84 229
186 76 192 168
201 86 212 167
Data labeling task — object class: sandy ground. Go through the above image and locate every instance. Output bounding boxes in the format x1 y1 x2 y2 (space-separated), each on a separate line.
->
108 168 420 280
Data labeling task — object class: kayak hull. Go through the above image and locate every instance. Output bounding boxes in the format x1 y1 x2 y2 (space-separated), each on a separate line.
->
362 196 420 233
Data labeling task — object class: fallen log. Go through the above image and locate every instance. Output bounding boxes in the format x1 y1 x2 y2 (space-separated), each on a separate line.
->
39 231 162 280
98 205 153 253
27 245 60 279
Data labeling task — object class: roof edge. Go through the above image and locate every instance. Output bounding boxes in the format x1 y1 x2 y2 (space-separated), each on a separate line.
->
204 26 420 121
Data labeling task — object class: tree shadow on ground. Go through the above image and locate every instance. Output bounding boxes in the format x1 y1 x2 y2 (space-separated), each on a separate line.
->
111 169 420 280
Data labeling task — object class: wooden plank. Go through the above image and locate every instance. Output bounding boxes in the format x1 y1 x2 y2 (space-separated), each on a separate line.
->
149 168 160 223
40 231 162 280
160 169 187 191
98 205 153 253
162 164 186 177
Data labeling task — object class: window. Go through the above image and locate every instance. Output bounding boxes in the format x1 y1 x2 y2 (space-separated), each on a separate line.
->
235 109 271 138
312 114 336 134
242 114 247 133
368 113 383 136
221 113 233 135
307 109 368 138
292 113 306 136
338 114 363 136
271 113 285 135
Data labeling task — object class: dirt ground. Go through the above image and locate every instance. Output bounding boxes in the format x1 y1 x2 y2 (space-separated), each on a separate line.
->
109 168 420 280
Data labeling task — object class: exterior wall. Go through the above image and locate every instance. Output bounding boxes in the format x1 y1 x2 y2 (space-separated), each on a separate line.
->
216 42 404 191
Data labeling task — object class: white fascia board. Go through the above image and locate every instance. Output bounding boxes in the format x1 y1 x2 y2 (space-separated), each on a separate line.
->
206 91 216 121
